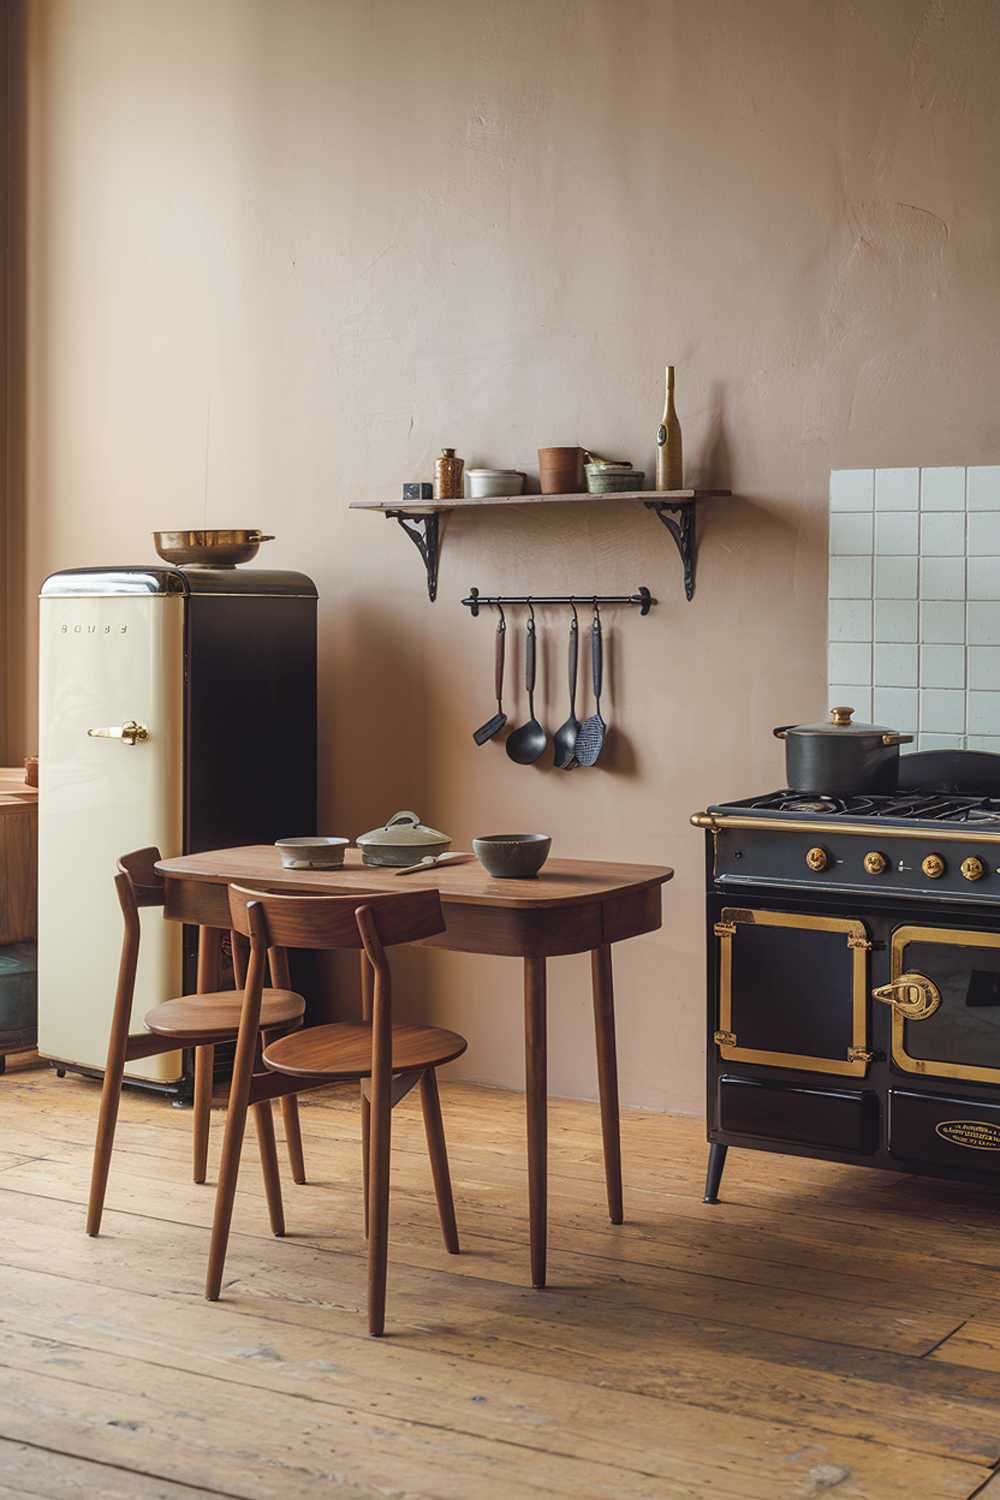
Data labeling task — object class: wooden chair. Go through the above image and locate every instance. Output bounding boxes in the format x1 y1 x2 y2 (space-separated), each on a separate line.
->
208 883 467 1336
86 847 307 1238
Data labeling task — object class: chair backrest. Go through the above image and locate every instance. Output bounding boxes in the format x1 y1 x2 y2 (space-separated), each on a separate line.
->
116 847 165 911
227 884 445 953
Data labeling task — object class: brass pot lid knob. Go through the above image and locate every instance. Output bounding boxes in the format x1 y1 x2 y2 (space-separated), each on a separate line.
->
830 706 855 726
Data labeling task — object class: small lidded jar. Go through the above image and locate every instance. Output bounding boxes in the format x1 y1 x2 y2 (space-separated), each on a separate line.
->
433 448 464 500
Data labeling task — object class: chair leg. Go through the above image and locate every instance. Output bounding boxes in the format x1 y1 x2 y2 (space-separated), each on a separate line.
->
280 1096 306 1185
420 1069 459 1254
361 1089 371 1239
192 1044 214 1184
254 1100 286 1237
367 1066 392 1336
205 1052 255 1302
86 1040 129 1236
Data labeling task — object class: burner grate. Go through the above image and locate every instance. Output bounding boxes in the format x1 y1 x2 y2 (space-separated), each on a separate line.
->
728 790 1000 824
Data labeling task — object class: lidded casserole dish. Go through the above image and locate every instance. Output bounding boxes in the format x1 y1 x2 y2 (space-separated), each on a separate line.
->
356 810 451 867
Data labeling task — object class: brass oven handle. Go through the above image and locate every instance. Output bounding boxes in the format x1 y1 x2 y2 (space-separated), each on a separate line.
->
872 972 941 1021
87 720 150 746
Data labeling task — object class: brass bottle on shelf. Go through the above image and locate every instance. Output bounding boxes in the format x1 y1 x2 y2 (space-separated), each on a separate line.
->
433 447 464 500
655 366 682 491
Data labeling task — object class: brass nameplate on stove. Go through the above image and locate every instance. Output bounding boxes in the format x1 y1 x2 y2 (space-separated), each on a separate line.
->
935 1120 1000 1151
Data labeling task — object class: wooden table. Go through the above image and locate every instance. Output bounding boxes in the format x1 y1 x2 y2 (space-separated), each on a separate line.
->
156 846 673 1287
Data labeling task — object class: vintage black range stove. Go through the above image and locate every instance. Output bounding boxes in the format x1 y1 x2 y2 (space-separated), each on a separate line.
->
693 751 1000 1203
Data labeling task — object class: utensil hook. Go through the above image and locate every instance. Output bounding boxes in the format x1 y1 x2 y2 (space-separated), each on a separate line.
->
569 600 578 628
527 598 536 627
496 602 506 630
592 597 601 625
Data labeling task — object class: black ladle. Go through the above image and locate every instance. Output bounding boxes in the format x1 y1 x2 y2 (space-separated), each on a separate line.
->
552 604 580 770
473 605 507 745
575 603 607 767
506 602 547 765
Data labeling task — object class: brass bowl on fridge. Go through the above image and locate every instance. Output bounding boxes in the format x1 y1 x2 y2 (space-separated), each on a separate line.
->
153 529 275 568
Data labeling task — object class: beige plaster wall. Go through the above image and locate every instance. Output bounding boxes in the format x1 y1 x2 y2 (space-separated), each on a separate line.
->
8 0 1000 1110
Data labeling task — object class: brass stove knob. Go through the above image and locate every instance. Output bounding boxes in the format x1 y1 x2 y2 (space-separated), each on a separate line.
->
961 856 986 882
863 850 888 876
922 853 946 880
805 846 829 872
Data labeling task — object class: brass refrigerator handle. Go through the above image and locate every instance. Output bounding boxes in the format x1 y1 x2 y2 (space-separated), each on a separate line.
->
872 972 941 1021
87 720 150 746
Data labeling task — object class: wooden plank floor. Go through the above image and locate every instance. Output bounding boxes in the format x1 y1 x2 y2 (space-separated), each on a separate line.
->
2 1061 1000 1497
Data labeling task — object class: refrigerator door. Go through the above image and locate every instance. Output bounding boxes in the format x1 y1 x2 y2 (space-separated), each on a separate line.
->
38 591 184 1081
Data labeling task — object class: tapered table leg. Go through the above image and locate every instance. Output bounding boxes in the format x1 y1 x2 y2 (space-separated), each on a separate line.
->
524 956 547 1289
591 944 623 1224
193 927 222 1184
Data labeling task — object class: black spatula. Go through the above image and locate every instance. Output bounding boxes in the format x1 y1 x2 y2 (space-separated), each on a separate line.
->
473 607 508 745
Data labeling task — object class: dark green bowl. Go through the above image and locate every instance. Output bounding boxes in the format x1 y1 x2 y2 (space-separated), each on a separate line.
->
473 833 552 879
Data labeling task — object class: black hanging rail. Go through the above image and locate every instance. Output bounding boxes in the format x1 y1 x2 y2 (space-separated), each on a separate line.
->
462 586 653 617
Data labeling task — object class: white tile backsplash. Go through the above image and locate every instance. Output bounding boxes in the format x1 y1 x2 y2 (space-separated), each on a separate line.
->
968 467 1000 510
920 556 966 600
828 642 872 685
968 557 1000 600
875 511 918 555
968 646 1000 690
921 644 965 689
969 603 1000 645
874 600 918 642
921 601 966 643
967 511 1000 554
874 642 917 687
828 464 1000 748
874 686 918 732
829 555 873 598
830 469 874 511
920 688 965 734
874 555 918 599
968 692 1000 736
830 512 875 555
875 468 919 510
828 599 872 642
920 467 966 510
920 512 965 556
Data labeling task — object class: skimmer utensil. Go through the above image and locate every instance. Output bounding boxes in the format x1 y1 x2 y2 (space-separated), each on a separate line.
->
575 602 607 767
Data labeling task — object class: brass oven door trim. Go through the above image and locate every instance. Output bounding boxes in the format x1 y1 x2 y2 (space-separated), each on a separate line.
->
715 907 872 1077
889 925 1000 1085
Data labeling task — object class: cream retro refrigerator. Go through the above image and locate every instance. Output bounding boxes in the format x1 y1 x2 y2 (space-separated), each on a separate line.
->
38 565 317 1095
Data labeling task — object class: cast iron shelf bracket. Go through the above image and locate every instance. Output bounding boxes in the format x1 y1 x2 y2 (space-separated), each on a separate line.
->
463 587 653 616
645 499 696 601
386 511 440 602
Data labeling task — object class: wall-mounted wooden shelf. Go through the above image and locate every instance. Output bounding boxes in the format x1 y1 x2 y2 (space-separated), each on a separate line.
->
349 489 731 602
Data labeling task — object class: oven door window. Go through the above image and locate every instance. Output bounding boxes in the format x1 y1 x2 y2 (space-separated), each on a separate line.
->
714 907 872 1076
887 927 1000 1084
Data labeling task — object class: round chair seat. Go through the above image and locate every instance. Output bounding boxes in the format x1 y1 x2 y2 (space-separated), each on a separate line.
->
263 1022 468 1079
144 988 305 1038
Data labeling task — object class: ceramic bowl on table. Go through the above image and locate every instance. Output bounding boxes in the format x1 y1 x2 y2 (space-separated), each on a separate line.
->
467 468 525 499
275 836 348 870
473 833 552 879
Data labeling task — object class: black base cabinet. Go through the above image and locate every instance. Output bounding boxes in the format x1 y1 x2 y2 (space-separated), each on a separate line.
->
718 1075 878 1154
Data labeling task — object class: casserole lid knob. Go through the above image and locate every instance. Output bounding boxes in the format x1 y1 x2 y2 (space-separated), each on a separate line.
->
356 809 449 847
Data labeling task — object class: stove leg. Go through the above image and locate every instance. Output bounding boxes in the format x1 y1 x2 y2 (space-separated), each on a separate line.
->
703 1143 728 1204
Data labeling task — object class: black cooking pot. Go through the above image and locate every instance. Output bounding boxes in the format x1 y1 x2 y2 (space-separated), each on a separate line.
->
774 706 913 795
